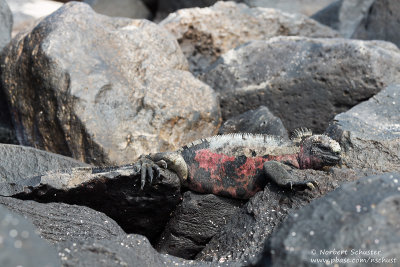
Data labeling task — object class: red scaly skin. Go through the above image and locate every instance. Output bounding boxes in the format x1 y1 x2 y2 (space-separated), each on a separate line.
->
185 148 300 199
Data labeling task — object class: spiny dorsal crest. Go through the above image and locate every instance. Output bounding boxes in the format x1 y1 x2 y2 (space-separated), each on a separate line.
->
291 127 313 144
182 133 287 151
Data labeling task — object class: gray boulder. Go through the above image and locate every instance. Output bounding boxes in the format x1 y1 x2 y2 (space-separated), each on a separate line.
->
161 1 339 74
0 205 61 267
156 191 243 259
0 144 89 183
336 0 375 37
58 234 230 266
0 2 220 165
353 0 400 48
258 173 400 266
201 37 400 133
84 0 151 19
0 0 12 50
218 106 289 139
327 84 400 172
0 164 182 242
0 196 125 243
0 0 15 144
311 0 377 38
310 0 342 30
196 167 366 264
243 0 335 16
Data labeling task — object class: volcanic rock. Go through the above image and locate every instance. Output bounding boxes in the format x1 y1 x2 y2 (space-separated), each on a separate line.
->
201 37 400 133
196 167 366 264
161 1 339 74
156 191 243 259
327 84 400 172
0 204 61 267
218 106 288 139
0 164 182 242
0 144 89 183
0 2 220 165
258 173 400 266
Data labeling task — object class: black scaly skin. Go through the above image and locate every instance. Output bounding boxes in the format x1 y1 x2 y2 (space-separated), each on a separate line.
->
134 129 341 199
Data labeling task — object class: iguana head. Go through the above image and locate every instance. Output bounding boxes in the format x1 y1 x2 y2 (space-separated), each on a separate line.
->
298 134 341 169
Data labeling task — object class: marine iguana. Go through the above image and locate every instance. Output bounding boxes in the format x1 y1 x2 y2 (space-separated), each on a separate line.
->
134 129 341 199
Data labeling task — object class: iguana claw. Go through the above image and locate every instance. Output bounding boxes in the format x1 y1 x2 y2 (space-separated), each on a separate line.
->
263 161 317 190
133 156 166 190
306 182 316 190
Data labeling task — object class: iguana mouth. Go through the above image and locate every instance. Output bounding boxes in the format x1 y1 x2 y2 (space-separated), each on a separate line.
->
313 146 341 165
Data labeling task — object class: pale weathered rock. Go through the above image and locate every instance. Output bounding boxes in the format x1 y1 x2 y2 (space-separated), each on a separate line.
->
258 173 400 266
0 0 12 49
7 0 63 36
0 0 15 144
243 0 335 16
155 0 225 20
353 0 400 48
0 144 89 183
84 0 151 19
327 84 400 172
201 37 400 133
161 1 340 73
1 2 220 165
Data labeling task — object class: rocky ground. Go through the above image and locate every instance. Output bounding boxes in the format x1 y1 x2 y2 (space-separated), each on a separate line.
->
0 0 399 266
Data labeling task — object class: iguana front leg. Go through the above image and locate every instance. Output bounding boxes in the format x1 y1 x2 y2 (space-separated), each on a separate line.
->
133 155 166 189
263 161 317 190
134 152 188 190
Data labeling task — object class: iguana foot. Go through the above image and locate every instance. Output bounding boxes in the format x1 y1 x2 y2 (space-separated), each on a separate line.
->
133 156 167 190
263 161 317 190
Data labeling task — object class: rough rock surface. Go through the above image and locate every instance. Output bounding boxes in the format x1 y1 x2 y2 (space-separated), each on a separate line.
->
196 167 367 264
0 2 220 165
353 0 400 48
156 0 221 19
156 191 243 259
218 106 288 138
327 84 400 172
0 0 15 144
84 0 151 19
0 205 61 267
243 0 335 16
0 0 12 49
201 37 400 133
161 1 339 74
0 165 182 242
58 234 235 267
0 196 125 244
312 0 375 38
0 144 89 183
258 173 400 266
